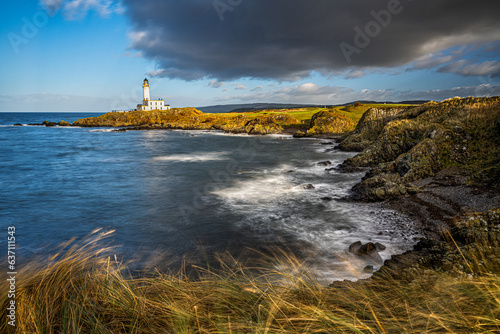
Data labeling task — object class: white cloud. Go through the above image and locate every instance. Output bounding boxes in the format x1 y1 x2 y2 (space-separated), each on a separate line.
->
208 80 226 88
439 60 500 77
410 53 455 70
40 0 124 20
344 70 366 79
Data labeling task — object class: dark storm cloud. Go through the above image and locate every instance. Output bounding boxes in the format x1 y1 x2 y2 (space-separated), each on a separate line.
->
124 0 500 81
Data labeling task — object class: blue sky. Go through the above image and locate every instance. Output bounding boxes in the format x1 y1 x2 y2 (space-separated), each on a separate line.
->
1 0 499 111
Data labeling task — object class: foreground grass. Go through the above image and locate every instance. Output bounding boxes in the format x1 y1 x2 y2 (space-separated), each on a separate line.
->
1 227 499 334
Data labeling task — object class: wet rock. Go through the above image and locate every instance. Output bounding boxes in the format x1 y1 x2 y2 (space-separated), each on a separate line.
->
374 242 386 251
363 265 374 273
348 241 362 253
317 160 332 166
348 241 383 264
13 123 23 126
42 120 57 127
321 197 333 201
58 120 70 126
302 184 315 190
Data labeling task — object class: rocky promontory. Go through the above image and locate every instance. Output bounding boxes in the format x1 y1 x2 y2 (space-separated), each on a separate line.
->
338 97 500 201
334 96 500 283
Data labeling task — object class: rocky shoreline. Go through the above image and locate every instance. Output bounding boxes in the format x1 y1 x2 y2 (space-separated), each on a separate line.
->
330 96 500 284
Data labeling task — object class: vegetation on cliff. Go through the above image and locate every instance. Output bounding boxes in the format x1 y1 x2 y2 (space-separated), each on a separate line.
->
2 209 499 333
339 97 500 201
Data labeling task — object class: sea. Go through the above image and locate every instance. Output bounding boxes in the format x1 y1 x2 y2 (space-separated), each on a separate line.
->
0 112 420 282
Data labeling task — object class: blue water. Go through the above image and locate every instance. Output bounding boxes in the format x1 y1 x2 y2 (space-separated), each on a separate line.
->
0 112 419 281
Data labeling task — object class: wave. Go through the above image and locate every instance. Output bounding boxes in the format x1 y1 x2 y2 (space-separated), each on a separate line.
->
152 152 230 162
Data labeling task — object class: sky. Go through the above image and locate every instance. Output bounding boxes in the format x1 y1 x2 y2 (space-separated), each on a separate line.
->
1 0 499 111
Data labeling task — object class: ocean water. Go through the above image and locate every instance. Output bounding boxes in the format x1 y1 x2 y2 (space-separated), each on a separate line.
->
0 112 419 282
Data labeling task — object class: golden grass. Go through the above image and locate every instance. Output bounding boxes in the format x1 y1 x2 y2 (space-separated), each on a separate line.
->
2 227 500 333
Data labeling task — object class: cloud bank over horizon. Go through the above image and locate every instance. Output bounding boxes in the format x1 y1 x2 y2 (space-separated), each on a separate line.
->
124 0 500 81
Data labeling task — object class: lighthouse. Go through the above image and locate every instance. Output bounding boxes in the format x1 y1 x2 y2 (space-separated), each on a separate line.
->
136 78 170 111
142 78 150 101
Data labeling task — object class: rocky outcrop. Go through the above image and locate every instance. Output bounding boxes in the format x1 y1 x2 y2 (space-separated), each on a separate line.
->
243 114 299 135
306 110 355 136
339 97 500 201
372 208 500 281
341 119 429 168
337 107 406 151
351 138 442 201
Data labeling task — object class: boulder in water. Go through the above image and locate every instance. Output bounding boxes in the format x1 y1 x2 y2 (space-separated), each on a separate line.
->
363 265 374 273
348 241 383 264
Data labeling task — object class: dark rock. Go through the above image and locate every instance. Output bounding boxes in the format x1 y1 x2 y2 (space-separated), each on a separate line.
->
363 265 374 273
348 241 362 253
58 120 70 126
320 142 335 145
334 163 366 174
358 242 377 254
321 196 333 201
302 184 315 190
317 160 332 166
374 242 386 251
42 120 57 127
349 242 383 264
13 123 23 126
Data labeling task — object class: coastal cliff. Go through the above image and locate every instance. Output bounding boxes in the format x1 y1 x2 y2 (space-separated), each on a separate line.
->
335 97 500 293
338 97 500 201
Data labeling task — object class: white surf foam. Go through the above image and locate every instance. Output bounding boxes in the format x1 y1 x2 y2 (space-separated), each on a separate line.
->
152 152 230 162
211 159 421 283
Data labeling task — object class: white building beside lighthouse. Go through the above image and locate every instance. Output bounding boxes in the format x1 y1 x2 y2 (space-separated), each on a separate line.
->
136 78 170 111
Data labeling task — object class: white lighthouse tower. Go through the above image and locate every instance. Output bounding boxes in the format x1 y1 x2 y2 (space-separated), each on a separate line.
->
143 78 151 101
136 78 170 111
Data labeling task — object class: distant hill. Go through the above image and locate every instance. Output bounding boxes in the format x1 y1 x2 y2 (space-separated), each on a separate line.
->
197 101 429 113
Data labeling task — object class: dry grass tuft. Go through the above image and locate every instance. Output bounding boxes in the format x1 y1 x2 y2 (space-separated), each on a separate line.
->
2 225 500 333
